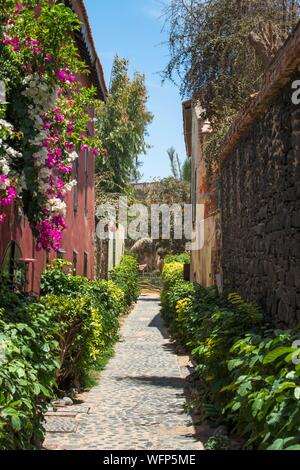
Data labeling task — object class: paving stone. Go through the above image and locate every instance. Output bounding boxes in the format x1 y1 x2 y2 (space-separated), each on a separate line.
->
44 416 78 433
44 297 204 450
47 405 91 415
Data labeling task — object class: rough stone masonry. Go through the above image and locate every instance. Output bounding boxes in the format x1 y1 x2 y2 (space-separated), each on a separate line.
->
221 76 300 328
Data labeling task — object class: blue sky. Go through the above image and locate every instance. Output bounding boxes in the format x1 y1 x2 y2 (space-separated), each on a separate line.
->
84 0 186 182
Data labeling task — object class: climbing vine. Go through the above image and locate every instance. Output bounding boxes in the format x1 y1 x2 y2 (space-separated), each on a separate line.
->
0 0 105 251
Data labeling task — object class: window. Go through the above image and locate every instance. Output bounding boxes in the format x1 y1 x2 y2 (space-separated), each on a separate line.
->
192 169 197 226
84 149 88 216
83 251 88 277
113 236 116 267
57 249 66 259
73 251 78 275
0 241 25 289
74 157 79 213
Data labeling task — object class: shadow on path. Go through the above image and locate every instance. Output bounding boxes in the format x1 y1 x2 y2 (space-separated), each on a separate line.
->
121 375 186 390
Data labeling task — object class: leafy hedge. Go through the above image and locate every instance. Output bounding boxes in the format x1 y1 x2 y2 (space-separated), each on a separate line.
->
0 297 60 450
110 255 139 307
164 253 191 264
161 261 300 450
0 255 139 449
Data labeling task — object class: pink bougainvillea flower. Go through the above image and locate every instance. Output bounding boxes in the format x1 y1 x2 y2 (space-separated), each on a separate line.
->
54 114 65 123
42 139 51 148
59 164 73 174
56 70 67 82
30 39 40 46
0 187 17 206
44 55 53 62
32 48 43 54
81 144 89 152
67 75 76 84
64 141 75 151
91 149 99 156
35 215 67 252
56 177 64 189
43 122 51 130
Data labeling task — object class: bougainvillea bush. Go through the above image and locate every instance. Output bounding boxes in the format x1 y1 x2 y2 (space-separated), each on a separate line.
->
0 0 105 251
0 293 60 450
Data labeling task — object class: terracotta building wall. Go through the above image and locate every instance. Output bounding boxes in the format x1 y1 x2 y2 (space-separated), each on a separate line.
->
0 2 107 294
183 102 222 288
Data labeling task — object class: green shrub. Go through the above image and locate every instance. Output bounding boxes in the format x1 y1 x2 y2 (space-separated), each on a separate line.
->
160 261 193 322
164 253 191 264
0 256 138 449
41 262 126 388
41 259 89 296
41 294 103 388
161 275 300 450
0 302 60 450
223 329 300 450
110 255 139 307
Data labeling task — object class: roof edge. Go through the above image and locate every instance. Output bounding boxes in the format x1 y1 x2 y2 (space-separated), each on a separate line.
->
70 0 108 99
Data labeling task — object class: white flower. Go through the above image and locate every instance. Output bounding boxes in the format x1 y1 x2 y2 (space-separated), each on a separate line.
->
69 151 78 162
63 179 77 193
46 198 67 216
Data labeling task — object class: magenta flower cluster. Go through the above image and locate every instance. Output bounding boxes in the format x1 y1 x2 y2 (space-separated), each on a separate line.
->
0 175 17 224
36 215 67 252
1 2 102 253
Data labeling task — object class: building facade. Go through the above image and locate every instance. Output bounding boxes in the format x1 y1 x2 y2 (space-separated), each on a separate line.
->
182 100 222 289
0 0 107 294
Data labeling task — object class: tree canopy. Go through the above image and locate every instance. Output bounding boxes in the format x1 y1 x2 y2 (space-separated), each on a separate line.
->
96 56 153 194
163 0 300 126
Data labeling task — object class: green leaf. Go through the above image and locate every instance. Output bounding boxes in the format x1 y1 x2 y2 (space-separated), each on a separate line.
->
11 415 21 432
267 439 285 450
263 347 295 365
238 381 252 397
231 401 241 411
227 358 244 371
273 381 296 394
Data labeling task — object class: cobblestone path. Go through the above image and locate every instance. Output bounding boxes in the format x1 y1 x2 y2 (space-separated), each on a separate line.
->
44 296 203 450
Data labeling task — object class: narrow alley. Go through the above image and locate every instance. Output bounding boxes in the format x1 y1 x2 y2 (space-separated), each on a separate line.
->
44 297 203 451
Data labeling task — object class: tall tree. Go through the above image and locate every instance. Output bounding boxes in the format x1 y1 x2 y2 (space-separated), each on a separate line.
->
163 0 299 171
96 56 153 193
163 0 300 125
182 158 191 183
167 146 182 179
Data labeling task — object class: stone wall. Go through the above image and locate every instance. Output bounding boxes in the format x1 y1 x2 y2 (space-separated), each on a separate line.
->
221 78 300 327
